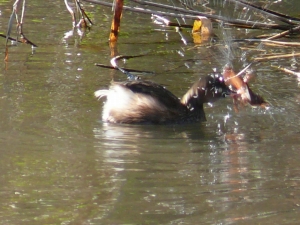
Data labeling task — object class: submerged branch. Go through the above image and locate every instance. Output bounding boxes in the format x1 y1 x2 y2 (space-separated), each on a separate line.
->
95 63 154 75
0 33 37 47
228 0 300 25
96 55 151 80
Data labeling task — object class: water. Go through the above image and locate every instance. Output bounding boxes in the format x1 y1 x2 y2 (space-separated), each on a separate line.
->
0 0 300 224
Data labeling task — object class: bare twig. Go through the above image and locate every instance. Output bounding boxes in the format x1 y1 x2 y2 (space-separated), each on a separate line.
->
109 0 123 42
64 0 76 27
272 66 300 78
64 0 93 28
242 39 300 47
267 25 300 40
253 52 300 62
75 0 93 28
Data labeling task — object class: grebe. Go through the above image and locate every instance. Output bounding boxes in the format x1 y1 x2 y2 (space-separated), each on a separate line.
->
95 75 230 124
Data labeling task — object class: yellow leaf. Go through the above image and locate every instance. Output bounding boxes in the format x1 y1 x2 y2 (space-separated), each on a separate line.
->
192 20 202 33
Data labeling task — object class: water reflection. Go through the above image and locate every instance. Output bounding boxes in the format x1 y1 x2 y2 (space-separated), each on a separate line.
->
91 106 300 224
92 122 224 223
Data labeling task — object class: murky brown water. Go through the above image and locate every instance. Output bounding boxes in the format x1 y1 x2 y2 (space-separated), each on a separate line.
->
0 0 300 224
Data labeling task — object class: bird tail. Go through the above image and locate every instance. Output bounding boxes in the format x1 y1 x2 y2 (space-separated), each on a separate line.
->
94 90 109 100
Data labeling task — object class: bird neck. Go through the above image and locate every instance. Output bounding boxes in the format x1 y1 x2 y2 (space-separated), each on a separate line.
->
180 81 207 111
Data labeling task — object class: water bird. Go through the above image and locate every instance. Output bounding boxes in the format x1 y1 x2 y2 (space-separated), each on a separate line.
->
94 74 231 124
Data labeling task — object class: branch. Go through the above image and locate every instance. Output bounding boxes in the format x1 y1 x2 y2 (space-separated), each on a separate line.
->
82 0 293 30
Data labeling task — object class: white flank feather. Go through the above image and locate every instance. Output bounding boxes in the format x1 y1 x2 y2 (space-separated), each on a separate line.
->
94 90 110 99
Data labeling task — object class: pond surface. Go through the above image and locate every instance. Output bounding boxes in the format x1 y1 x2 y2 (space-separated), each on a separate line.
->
0 0 300 224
